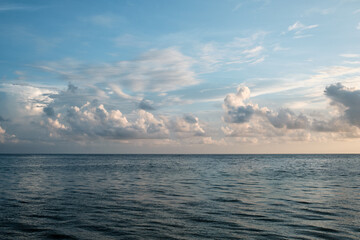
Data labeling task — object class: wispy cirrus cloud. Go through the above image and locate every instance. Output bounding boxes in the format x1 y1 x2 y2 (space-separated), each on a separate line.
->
114 34 147 47
81 14 125 27
340 53 360 58
288 21 318 38
288 21 318 32
198 32 267 73
34 48 199 93
0 4 43 11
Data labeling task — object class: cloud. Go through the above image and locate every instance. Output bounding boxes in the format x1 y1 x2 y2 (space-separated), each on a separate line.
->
138 99 155 111
43 106 55 117
288 21 318 38
46 102 169 140
0 125 17 144
114 34 147 47
0 4 42 11
266 108 309 129
340 53 360 58
357 22 360 30
243 46 263 56
109 83 140 100
0 83 57 116
223 86 263 123
171 114 206 137
0 79 211 144
82 14 125 27
288 21 318 32
0 126 5 143
198 32 267 72
35 48 198 93
222 84 360 142
325 83 360 127
42 99 209 142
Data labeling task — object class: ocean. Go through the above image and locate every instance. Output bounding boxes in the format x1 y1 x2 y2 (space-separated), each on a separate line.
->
0 154 359 239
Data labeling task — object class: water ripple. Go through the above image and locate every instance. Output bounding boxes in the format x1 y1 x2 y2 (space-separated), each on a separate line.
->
0 154 359 239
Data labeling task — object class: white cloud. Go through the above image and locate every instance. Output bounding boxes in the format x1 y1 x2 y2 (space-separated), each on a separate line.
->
171 114 206 137
344 61 360 65
109 83 140 100
243 46 263 58
340 53 360 58
273 45 289 52
35 48 198 93
0 4 42 11
198 32 267 73
0 83 57 116
288 21 318 32
222 84 360 143
47 102 169 140
288 21 318 38
43 100 210 142
82 14 125 27
114 34 146 47
223 86 265 124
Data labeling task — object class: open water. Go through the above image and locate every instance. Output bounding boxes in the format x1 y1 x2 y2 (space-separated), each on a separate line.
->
0 154 359 239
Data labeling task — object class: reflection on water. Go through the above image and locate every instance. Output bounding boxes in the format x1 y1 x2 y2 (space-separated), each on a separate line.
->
0 154 359 239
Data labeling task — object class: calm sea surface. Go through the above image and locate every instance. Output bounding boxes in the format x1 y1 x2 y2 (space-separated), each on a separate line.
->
0 154 359 239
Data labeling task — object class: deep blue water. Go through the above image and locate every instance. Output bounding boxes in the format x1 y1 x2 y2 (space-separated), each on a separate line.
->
0 154 359 239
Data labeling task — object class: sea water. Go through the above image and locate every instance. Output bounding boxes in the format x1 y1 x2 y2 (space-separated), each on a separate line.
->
0 154 359 239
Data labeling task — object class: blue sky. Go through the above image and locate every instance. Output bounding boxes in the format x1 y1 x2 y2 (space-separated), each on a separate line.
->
1 0 360 153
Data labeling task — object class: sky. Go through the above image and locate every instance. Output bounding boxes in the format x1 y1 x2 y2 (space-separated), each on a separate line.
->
1 0 360 153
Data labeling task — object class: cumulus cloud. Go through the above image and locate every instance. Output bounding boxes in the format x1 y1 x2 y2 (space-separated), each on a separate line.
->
35 84 208 142
325 83 360 127
222 84 360 142
0 79 206 144
46 101 169 140
0 83 57 116
223 86 263 123
171 114 206 137
138 99 155 111
42 101 210 142
266 108 309 129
